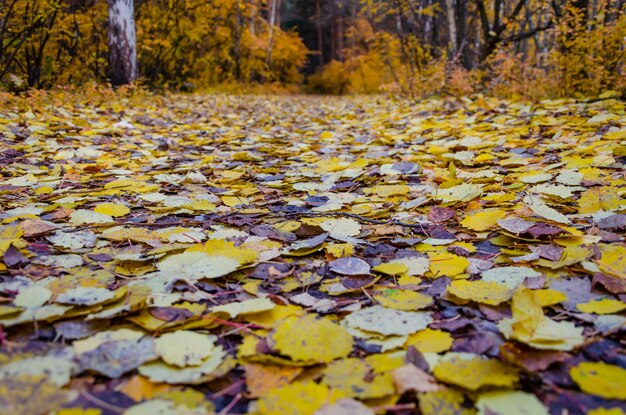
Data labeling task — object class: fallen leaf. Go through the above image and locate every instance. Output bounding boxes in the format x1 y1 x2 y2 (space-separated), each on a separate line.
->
570 362 626 400
271 314 353 363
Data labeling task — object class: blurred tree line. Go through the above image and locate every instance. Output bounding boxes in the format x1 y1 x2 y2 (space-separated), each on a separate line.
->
0 0 308 90
297 0 625 98
0 0 624 99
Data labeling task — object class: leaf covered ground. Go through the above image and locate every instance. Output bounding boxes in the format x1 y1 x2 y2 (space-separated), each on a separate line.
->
0 91 625 415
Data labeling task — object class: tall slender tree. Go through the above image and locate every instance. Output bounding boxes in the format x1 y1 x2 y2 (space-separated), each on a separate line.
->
108 0 137 85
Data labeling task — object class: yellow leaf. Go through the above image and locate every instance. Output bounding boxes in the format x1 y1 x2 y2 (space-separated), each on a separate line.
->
570 362 626 399
372 262 409 276
325 243 354 258
275 221 301 232
534 289 567 307
221 195 249 207
595 244 626 279
460 209 505 231
322 358 394 399
405 329 453 353
104 179 142 190
577 298 626 314
365 353 405 373
244 363 303 398
258 380 344 415
57 409 102 415
510 287 544 338
155 389 215 411
154 331 217 367
93 203 130 217
498 287 584 351
578 187 625 214
419 389 473 415
397 275 422 286
588 408 626 415
447 280 512 305
433 354 518 390
428 252 469 277
476 391 549 415
0 225 23 255
0 374 69 415
368 185 410 198
34 185 54 195
374 289 433 311
187 239 258 265
271 314 353 363
244 304 304 327
315 157 348 173
187 199 216 212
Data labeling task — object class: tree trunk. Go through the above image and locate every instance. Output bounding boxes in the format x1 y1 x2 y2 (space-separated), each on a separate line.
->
108 0 137 86
444 0 457 56
266 0 281 67
315 0 324 66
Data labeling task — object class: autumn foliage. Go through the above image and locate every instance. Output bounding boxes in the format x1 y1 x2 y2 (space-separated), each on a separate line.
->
0 0 308 90
0 1 624 97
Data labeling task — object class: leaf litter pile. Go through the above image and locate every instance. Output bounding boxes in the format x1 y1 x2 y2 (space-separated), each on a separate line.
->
0 92 625 415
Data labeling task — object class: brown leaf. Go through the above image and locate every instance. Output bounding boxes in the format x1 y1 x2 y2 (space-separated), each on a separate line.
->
499 342 571 372
428 207 456 223
149 307 194 322
392 364 440 394
117 375 171 402
20 219 58 237
592 273 626 294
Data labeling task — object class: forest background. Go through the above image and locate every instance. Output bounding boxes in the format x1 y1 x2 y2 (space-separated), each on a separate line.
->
0 0 624 100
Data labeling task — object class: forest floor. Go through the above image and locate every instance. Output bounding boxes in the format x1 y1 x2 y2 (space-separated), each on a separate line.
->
0 91 625 415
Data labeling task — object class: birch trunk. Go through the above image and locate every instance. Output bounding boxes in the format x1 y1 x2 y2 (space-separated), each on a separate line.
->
266 0 281 66
444 0 458 55
108 0 137 86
